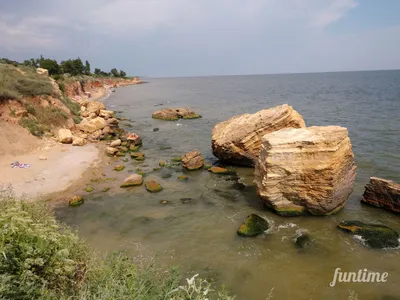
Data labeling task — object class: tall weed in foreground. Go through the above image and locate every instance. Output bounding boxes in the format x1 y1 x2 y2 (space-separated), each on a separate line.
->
0 187 235 300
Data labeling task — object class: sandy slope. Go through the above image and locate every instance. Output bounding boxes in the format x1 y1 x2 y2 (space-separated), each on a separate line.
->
0 123 100 198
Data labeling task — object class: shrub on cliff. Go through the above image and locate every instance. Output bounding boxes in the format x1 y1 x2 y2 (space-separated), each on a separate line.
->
0 187 235 300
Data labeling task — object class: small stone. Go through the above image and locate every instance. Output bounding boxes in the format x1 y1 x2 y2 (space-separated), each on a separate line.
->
204 164 212 170
178 175 189 182
102 187 111 192
130 152 145 161
84 187 94 193
114 165 125 171
294 232 312 249
159 160 166 167
209 166 229 174
153 167 161 171
160 200 168 205
110 139 122 147
153 128 160 132
237 214 269 237
72 137 86 146
130 145 140 152
145 180 163 193
120 174 143 188
116 152 126 157
171 157 182 162
39 156 47 160
69 196 84 206
180 198 194 204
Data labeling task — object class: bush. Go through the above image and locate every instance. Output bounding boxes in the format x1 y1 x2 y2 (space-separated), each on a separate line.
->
0 187 88 299
14 77 53 97
18 117 47 136
34 106 67 128
0 188 235 300
61 97 80 116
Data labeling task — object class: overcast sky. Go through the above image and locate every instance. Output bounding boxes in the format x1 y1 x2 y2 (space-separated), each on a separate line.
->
1 0 400 77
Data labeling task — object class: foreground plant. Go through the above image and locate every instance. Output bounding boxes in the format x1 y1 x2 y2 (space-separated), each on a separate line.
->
0 186 234 299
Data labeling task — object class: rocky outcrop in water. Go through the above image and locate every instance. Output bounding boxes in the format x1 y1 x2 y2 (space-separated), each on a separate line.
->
361 177 400 213
254 126 357 216
211 104 305 166
237 214 269 237
338 220 399 249
182 150 204 170
152 108 201 121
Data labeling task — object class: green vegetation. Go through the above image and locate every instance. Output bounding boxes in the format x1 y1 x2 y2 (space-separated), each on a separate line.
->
2 55 128 78
0 64 53 102
0 188 234 299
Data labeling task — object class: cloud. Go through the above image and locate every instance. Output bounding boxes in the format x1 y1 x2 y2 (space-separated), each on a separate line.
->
0 0 399 76
310 0 358 29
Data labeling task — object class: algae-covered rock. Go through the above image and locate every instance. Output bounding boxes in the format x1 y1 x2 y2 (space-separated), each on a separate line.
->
178 175 189 182
120 174 143 188
114 165 125 171
130 152 145 161
338 220 400 249
152 108 201 121
145 180 163 193
209 166 229 174
106 146 119 156
153 167 161 171
159 160 166 167
69 196 84 206
130 145 141 152
102 187 111 192
84 187 94 193
237 214 269 237
204 164 212 170
116 152 125 157
172 157 182 162
294 231 312 249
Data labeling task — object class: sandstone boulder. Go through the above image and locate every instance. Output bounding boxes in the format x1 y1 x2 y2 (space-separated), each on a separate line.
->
254 126 356 216
110 139 122 147
99 110 114 119
361 177 400 213
36 68 49 76
182 150 204 170
212 104 305 166
72 136 86 146
58 129 73 144
86 101 106 115
106 146 119 156
152 108 201 121
77 117 107 133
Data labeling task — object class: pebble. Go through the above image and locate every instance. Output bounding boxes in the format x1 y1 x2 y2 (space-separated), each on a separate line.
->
39 156 47 160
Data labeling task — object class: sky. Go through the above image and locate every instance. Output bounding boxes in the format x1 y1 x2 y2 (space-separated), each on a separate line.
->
1 0 400 77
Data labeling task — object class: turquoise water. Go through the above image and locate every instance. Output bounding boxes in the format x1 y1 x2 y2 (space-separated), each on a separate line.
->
56 71 400 299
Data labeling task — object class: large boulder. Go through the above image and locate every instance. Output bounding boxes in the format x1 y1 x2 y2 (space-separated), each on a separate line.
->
77 117 107 133
254 126 357 216
152 108 201 121
86 101 106 115
182 150 204 170
361 177 400 213
58 129 73 144
212 104 305 166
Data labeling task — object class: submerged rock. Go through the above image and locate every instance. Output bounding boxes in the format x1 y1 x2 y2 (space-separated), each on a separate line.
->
182 150 204 170
113 165 125 171
294 231 312 249
152 108 201 121
145 180 163 193
254 126 357 216
212 104 305 166
102 187 111 192
69 196 84 207
180 198 194 204
171 156 182 162
159 160 166 167
178 175 189 181
361 177 400 213
84 187 94 193
130 152 145 161
338 220 399 249
120 174 143 188
237 214 269 237
209 166 229 174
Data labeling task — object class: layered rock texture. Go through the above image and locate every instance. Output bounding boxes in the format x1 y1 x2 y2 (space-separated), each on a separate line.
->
182 150 204 170
361 177 400 213
152 108 201 121
212 104 305 166
254 126 357 216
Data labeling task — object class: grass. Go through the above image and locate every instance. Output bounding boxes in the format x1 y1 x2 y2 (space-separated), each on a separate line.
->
0 186 235 300
19 117 48 136
0 64 53 103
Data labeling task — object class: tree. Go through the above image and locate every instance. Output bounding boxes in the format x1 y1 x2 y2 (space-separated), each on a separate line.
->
119 70 126 78
85 60 91 75
110 68 119 77
94 68 101 75
39 59 60 75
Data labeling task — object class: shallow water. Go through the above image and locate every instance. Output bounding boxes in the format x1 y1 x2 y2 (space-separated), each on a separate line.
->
56 71 400 299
